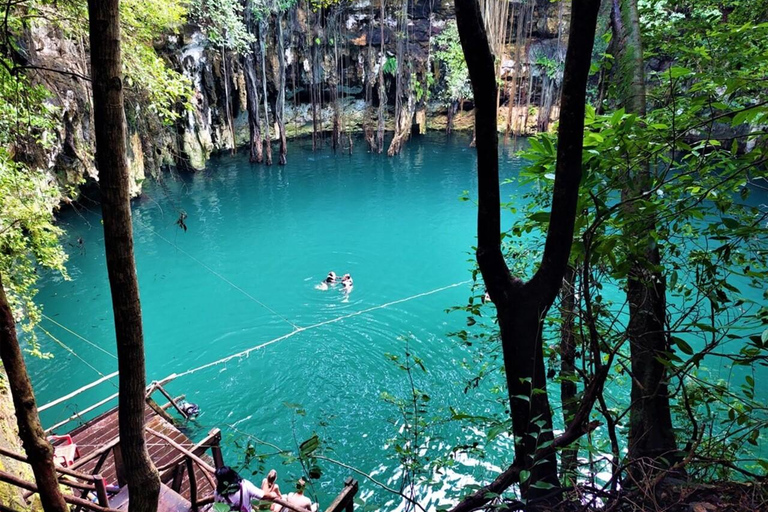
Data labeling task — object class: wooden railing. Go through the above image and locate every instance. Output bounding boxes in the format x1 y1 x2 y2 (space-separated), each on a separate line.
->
0 446 118 512
148 427 223 511
325 477 359 512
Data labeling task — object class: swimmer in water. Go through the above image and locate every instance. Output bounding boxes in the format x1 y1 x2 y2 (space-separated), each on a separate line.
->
315 271 338 291
341 274 353 295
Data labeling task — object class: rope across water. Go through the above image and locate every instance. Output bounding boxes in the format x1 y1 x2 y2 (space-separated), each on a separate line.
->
168 279 472 380
38 278 472 413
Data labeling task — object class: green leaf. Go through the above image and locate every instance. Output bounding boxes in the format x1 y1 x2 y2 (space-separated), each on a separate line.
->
299 434 320 457
487 423 509 441
667 66 692 78
529 212 551 223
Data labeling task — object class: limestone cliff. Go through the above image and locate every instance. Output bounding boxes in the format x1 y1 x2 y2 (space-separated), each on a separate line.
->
20 0 568 190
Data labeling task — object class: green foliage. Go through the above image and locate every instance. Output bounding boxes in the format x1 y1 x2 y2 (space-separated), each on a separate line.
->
411 73 432 103
533 54 563 81
47 0 193 125
0 64 67 355
0 0 191 353
120 0 194 124
517 86 768 474
307 0 341 10
382 56 398 77
433 20 472 104
189 0 256 53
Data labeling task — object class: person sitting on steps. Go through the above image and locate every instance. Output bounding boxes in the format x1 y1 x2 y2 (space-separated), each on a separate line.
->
215 466 264 512
261 469 282 511
275 478 317 512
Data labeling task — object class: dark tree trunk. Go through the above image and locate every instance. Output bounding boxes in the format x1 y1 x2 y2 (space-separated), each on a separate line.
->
221 46 236 153
259 20 273 166
244 0 263 163
329 12 341 152
376 0 386 153
275 10 288 165
387 0 413 156
611 0 677 470
455 0 600 503
310 19 318 151
364 39 378 152
0 276 69 512
87 2 161 511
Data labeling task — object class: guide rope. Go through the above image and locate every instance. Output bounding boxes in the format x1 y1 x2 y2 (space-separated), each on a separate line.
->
167 279 472 380
149 228 301 330
41 313 117 359
38 279 471 414
38 326 117 389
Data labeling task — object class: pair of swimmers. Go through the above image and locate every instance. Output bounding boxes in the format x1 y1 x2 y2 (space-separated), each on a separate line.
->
317 271 353 294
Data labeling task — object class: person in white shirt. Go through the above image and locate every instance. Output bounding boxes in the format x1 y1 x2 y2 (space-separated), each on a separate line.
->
215 466 265 512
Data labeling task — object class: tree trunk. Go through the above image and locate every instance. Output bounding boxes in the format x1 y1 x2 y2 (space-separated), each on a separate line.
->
0 275 69 512
244 0 263 163
456 0 600 503
376 0 386 153
259 19 273 165
329 12 341 152
387 0 413 156
559 265 579 484
364 38 378 152
221 46 236 153
87 2 161 511
275 10 288 165
611 0 677 470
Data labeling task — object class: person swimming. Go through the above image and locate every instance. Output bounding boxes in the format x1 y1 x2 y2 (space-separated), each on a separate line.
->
341 274 353 295
315 271 338 291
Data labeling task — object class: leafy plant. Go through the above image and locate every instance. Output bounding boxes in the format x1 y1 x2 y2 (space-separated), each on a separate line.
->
433 20 472 105
0 63 67 355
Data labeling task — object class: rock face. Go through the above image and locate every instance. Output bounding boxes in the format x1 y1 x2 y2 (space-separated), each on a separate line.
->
21 0 569 193
24 23 151 200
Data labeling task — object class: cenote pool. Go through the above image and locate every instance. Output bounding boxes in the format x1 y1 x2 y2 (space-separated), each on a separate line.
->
29 132 525 509
26 132 766 509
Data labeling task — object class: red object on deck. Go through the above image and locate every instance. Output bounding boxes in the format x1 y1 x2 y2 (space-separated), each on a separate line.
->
48 434 80 467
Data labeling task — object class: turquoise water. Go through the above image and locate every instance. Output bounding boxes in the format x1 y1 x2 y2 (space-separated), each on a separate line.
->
26 132 768 508
28 133 523 508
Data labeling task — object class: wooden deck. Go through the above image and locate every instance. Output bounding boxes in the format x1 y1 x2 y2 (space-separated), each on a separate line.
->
0 382 361 512
66 402 219 510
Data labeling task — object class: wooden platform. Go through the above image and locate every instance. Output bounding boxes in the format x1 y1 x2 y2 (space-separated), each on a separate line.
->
110 484 193 512
66 403 218 510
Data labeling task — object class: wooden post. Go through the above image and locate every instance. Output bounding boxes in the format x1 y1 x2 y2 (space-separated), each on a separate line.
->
186 456 198 511
94 449 111 475
94 475 110 508
324 477 358 512
146 396 176 425
171 462 185 492
111 445 127 487
153 385 188 420
210 444 224 469
344 477 355 512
